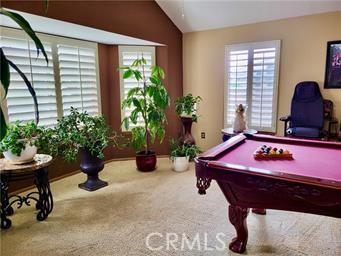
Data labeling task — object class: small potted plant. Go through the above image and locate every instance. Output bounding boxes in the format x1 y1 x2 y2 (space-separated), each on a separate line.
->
54 107 117 191
170 139 201 172
175 94 202 145
0 121 41 164
120 57 170 172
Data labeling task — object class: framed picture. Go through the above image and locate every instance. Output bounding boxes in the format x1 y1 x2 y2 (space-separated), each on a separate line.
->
324 40 341 89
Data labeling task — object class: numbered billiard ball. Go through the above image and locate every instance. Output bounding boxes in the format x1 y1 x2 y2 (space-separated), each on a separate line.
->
283 150 290 155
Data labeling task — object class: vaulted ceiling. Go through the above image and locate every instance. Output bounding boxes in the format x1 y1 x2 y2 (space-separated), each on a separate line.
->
156 0 341 33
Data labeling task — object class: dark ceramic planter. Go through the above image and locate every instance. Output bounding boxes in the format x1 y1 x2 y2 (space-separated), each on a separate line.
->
180 116 196 145
136 151 156 172
78 148 108 191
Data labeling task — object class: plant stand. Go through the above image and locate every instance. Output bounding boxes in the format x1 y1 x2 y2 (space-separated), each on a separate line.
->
78 149 108 191
0 155 54 230
181 117 196 145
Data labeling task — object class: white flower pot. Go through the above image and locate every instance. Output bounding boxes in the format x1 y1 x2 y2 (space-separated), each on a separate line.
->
171 156 190 172
3 143 37 164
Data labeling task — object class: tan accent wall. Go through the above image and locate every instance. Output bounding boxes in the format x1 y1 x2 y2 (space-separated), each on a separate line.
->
183 11 341 150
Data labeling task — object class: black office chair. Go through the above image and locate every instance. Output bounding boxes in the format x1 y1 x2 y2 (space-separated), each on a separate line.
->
280 81 324 138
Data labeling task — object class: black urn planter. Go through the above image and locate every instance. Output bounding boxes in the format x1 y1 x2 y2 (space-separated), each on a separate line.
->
78 148 108 191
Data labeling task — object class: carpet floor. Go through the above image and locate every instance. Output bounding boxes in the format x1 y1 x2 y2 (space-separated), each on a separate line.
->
1 158 340 256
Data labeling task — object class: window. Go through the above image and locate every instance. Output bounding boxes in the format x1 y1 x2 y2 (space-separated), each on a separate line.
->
1 35 57 126
1 27 101 126
58 45 99 116
118 46 155 129
225 40 280 132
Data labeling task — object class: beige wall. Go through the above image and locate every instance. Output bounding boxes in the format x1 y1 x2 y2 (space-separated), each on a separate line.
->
183 11 341 150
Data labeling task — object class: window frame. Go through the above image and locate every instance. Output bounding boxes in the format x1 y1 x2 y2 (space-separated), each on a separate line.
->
224 40 281 132
118 45 156 131
1 26 102 125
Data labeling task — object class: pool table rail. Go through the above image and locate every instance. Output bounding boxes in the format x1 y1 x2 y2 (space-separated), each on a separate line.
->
197 134 341 190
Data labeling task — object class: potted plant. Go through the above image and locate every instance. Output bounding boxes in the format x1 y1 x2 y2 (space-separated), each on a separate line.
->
0 121 41 164
175 94 202 145
170 139 201 172
53 107 117 191
1 7 49 140
120 57 170 172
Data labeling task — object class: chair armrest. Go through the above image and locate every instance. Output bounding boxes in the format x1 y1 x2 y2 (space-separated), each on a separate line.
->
279 115 291 122
279 115 291 136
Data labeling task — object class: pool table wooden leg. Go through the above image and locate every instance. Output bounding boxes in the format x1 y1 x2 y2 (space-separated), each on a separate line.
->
228 205 249 254
196 177 211 195
252 208 266 215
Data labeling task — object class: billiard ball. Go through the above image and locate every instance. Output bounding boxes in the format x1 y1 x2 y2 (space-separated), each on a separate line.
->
269 149 276 155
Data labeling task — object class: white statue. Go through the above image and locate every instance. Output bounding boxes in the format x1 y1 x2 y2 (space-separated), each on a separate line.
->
233 104 247 133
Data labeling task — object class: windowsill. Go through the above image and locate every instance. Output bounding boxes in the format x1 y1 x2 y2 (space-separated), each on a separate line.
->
257 131 276 136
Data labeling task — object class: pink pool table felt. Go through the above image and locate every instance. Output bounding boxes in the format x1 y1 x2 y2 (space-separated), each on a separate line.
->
215 140 341 183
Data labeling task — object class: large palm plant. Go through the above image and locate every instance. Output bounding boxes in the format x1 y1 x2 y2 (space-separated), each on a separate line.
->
0 7 48 140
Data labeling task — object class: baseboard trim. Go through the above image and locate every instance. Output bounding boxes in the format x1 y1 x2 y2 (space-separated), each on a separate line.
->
9 155 170 195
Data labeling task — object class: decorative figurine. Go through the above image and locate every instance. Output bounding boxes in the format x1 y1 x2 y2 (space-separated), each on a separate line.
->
233 104 247 133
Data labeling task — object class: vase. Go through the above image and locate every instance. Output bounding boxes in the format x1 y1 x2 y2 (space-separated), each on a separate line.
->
78 148 108 191
180 116 195 145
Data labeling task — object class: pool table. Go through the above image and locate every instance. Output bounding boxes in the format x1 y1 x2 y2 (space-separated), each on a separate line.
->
195 134 341 254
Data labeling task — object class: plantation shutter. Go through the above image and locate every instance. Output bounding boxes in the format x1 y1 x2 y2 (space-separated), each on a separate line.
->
57 44 99 116
251 47 278 128
226 49 249 124
0 36 58 127
225 41 280 132
119 46 155 129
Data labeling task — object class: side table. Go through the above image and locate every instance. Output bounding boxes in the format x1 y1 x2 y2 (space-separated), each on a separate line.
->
221 127 258 141
0 154 53 229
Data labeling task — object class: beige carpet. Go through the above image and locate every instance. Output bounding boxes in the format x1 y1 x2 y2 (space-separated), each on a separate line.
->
1 158 340 256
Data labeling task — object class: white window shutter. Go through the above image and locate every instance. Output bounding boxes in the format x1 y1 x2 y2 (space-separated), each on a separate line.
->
119 46 155 129
1 36 58 127
225 41 280 132
251 47 277 128
226 49 249 124
1 27 101 127
58 45 99 116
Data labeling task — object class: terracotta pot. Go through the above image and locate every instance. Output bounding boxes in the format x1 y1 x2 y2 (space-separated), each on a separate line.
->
78 148 108 191
136 151 156 172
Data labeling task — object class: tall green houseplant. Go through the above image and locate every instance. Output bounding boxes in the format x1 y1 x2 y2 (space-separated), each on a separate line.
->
120 57 170 171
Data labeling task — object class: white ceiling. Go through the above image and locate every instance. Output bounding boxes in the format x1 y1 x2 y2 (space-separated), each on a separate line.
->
0 9 162 46
156 0 341 33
